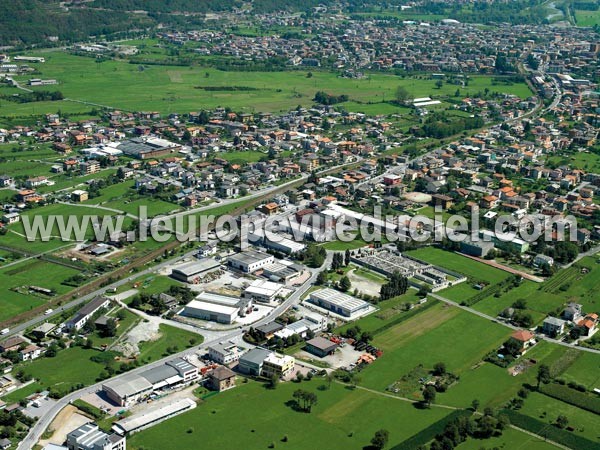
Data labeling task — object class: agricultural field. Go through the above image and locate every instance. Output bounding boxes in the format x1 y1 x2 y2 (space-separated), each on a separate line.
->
454 426 561 450
357 303 512 397
561 351 600 390
518 391 599 442
0 259 81 322
0 50 532 122
575 9 600 26
473 279 565 324
336 289 427 335
128 379 452 450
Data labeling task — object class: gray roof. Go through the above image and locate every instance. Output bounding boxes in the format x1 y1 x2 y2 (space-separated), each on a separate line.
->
255 322 284 334
141 365 179 385
103 372 152 398
306 336 338 352
544 316 565 326
171 259 220 276
240 348 272 366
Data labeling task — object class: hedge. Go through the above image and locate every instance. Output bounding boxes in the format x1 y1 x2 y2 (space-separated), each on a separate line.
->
539 383 600 415
391 409 472 450
500 409 600 450
72 399 105 420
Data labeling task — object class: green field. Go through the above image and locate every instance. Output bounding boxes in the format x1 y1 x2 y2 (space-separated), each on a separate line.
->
336 289 425 335
1 50 532 120
575 9 600 26
20 346 108 396
137 324 201 363
473 280 564 324
455 426 561 450
128 379 452 450
518 391 599 441
358 303 512 397
561 351 600 390
6 323 200 400
0 382 44 404
218 150 266 164
0 259 80 322
546 150 600 172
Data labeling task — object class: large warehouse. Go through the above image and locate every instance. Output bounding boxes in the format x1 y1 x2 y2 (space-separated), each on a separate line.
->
170 259 221 283
112 398 196 435
227 250 274 273
102 358 198 407
308 288 370 318
180 300 240 324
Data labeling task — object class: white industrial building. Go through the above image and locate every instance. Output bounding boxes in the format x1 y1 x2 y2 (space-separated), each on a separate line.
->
170 259 221 283
112 398 196 435
181 300 239 324
243 279 284 303
227 250 274 273
308 288 371 318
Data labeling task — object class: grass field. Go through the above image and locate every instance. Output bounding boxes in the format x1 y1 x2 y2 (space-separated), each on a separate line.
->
561 351 600 390
128 379 452 450
575 9 600 26
455 426 561 450
336 289 425 335
518 391 600 441
7 323 200 400
1 50 531 120
358 303 512 399
137 324 201 363
218 150 266 164
20 346 107 397
0 382 44 404
546 150 600 172
0 259 81 322
473 280 564 323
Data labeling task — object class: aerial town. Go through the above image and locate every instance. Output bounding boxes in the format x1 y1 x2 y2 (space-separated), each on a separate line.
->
0 1 598 449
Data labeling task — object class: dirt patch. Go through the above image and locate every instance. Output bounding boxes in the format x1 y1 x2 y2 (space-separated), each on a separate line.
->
113 319 161 357
167 70 184 83
38 405 90 447
347 269 383 297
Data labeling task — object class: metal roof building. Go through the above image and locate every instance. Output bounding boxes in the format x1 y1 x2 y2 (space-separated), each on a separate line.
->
308 288 370 317
181 300 239 324
112 398 196 435
170 259 221 283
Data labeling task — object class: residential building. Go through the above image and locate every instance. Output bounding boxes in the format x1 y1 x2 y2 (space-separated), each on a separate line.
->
66 296 111 331
262 353 295 378
542 317 566 337
206 366 236 392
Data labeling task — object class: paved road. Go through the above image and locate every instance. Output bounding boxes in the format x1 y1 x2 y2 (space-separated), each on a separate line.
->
17 252 332 449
